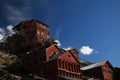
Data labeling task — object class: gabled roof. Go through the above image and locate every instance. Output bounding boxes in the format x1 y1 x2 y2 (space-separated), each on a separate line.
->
80 59 93 65
68 49 80 63
46 44 62 53
44 52 64 63
81 60 113 70
44 48 80 64
13 19 49 31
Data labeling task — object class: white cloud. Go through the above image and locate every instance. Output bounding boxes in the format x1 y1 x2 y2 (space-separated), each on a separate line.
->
0 34 4 40
55 40 61 47
0 28 5 34
80 46 94 55
0 25 15 40
6 25 14 34
54 40 72 51
63 47 72 51
0 28 5 40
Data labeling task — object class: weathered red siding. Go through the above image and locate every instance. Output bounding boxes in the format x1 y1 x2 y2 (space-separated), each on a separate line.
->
46 45 61 61
102 62 113 80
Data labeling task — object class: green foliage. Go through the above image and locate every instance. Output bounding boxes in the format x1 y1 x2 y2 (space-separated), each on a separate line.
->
5 58 13 65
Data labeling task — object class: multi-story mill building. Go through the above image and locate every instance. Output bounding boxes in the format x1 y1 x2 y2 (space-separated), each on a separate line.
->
3 19 82 80
0 19 119 80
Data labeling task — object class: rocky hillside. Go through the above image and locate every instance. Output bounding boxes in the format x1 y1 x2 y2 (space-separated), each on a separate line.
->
0 51 37 80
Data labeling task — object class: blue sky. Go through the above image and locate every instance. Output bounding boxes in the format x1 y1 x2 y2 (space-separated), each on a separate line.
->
0 0 120 67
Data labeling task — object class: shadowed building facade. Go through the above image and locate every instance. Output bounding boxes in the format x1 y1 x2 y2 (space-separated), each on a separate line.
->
0 19 119 80
2 19 82 80
114 67 120 80
81 60 113 80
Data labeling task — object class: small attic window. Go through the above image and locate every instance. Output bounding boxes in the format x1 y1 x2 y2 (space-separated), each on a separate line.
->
68 54 71 58
104 64 107 68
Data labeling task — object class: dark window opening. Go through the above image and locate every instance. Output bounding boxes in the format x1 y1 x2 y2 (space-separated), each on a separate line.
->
68 54 71 57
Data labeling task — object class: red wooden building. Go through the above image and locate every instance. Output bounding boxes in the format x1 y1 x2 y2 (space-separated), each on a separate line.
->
0 19 119 80
22 43 82 79
81 60 114 80
4 19 50 53
3 19 82 80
